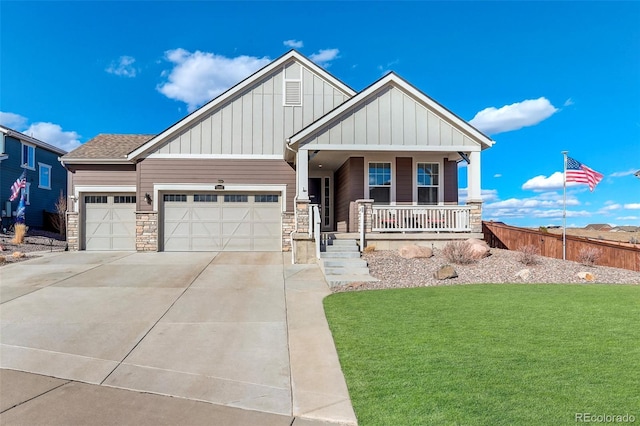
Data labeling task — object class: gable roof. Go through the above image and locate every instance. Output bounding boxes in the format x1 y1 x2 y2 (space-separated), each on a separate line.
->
127 50 356 161
287 72 495 151
1 125 67 156
62 134 153 163
583 223 612 231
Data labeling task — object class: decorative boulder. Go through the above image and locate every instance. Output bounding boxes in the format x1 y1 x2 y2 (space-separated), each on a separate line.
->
12 251 26 259
0 256 6 264
466 238 490 259
515 269 531 281
434 265 458 280
576 271 595 281
398 245 433 259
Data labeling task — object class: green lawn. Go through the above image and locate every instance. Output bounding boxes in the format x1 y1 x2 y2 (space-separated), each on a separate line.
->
324 285 640 426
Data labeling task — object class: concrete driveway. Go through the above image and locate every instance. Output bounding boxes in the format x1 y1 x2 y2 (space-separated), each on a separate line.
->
0 251 356 425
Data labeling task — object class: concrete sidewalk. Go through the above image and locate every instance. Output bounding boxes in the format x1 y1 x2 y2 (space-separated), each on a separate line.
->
0 251 356 425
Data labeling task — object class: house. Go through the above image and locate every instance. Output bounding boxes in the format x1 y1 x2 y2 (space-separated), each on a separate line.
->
584 223 612 232
610 226 639 233
1 125 67 230
62 50 494 261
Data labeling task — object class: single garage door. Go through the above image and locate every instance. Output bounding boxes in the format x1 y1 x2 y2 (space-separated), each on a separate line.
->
84 194 136 250
163 192 281 252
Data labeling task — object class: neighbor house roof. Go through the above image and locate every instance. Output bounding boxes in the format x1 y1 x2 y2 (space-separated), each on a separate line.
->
62 134 153 163
584 223 612 231
0 125 68 156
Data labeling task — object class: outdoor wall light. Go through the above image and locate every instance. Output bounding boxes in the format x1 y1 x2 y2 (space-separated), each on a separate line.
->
144 193 152 204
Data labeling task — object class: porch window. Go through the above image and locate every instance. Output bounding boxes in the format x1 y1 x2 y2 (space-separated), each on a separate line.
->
417 163 439 204
369 162 391 204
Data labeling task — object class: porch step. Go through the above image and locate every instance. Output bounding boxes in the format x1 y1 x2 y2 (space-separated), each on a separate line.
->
319 239 379 288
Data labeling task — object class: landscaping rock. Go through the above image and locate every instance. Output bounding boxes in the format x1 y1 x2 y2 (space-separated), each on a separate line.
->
466 238 491 259
398 245 433 259
12 251 26 259
576 271 596 281
434 265 458 280
0 256 6 264
515 268 531 281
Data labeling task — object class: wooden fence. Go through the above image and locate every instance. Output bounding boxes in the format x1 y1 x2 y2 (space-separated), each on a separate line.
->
483 221 640 272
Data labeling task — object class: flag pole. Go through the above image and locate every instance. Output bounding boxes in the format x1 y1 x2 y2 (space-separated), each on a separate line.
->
561 151 568 260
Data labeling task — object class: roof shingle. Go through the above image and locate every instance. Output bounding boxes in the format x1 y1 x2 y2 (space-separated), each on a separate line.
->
62 134 153 160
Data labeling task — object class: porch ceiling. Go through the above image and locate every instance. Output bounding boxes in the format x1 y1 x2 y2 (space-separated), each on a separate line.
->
307 149 461 172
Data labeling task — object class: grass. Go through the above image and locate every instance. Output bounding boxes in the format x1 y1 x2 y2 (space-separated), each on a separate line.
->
324 285 640 425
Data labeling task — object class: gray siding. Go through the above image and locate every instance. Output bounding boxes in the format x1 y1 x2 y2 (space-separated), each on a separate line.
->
334 157 364 231
152 60 350 157
138 158 296 211
302 85 479 148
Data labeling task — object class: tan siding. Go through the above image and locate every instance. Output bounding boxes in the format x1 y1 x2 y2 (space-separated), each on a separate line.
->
334 157 364 231
396 157 413 203
443 159 459 204
69 164 136 188
138 158 296 211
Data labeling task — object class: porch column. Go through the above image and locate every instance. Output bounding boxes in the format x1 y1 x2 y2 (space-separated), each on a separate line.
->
296 148 309 201
466 151 482 203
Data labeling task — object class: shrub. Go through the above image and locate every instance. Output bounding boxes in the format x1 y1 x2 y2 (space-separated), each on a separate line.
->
52 190 67 236
442 241 476 265
363 244 376 253
577 247 602 267
517 244 540 265
12 224 27 244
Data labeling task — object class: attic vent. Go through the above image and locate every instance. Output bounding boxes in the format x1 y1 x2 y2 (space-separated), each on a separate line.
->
284 79 302 106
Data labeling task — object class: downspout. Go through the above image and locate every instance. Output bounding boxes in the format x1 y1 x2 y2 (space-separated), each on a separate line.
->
285 140 298 264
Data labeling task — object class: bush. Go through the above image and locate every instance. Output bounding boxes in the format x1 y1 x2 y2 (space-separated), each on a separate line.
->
442 241 476 265
12 224 27 244
363 244 376 253
577 247 602 267
517 244 540 265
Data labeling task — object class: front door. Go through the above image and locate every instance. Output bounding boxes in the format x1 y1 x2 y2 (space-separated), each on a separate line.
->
308 176 332 231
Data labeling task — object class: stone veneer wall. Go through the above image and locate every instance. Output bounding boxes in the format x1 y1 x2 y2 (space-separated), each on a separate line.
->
356 199 374 233
282 211 294 251
467 201 483 233
295 200 310 234
136 211 158 252
66 212 79 251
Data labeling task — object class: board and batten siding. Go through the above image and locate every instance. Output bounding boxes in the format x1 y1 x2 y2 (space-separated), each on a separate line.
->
301 85 479 148
138 158 296 211
152 61 350 157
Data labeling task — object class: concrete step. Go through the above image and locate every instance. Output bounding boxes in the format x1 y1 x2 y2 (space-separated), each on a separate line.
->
327 239 359 246
320 251 361 259
321 258 367 268
324 274 380 288
325 245 360 252
323 266 372 276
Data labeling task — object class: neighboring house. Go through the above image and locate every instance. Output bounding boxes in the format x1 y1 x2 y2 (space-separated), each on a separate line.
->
584 223 612 232
610 226 639 233
0 125 67 230
62 50 494 260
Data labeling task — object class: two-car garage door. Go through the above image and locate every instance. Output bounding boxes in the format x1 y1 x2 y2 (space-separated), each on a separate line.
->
162 192 282 251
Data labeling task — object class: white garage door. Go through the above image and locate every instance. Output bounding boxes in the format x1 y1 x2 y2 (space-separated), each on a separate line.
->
84 194 136 250
163 193 282 252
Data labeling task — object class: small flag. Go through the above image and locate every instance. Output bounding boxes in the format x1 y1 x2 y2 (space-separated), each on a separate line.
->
16 191 26 223
566 157 603 191
9 171 26 201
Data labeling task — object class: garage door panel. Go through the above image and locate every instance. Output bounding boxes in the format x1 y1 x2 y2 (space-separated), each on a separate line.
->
84 195 136 251
222 222 252 237
253 222 280 237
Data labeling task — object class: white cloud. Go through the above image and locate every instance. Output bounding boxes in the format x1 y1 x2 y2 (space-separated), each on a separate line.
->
24 122 81 152
469 97 559 135
624 203 640 209
483 191 586 220
0 111 28 129
158 49 271 112
377 59 399 76
563 98 574 107
0 111 81 152
106 55 138 78
493 173 502 178
309 48 340 67
610 169 638 177
521 171 587 191
283 39 303 49
616 216 638 220
458 188 499 203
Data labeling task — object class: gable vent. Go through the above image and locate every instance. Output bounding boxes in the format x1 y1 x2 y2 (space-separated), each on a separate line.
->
284 80 302 106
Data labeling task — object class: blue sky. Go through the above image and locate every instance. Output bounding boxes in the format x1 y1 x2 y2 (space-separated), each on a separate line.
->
1 1 639 228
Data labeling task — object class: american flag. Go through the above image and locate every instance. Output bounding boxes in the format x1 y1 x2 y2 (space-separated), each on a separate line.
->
566 157 603 192
9 171 26 201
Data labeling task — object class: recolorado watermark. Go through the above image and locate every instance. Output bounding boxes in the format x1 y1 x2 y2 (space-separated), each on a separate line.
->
576 413 636 423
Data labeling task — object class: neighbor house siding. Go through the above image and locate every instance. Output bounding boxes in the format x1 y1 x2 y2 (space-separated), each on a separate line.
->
396 157 413 203
138 158 296 211
152 60 350 157
301 85 479 149
443 159 458 204
334 157 364 230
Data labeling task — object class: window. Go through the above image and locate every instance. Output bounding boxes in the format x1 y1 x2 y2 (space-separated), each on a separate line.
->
224 194 248 202
194 194 218 202
114 196 136 204
163 194 187 202
417 163 439 205
369 162 391 204
38 163 52 190
22 143 35 169
85 195 107 204
255 194 279 203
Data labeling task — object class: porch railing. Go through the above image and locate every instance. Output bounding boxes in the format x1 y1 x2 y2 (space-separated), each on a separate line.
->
311 204 321 259
371 205 472 232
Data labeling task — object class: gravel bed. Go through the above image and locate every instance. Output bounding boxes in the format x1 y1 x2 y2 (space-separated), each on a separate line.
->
334 248 640 292
0 231 67 266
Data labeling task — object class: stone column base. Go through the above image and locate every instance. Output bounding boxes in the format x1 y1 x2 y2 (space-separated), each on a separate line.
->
136 211 158 252
66 212 79 251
